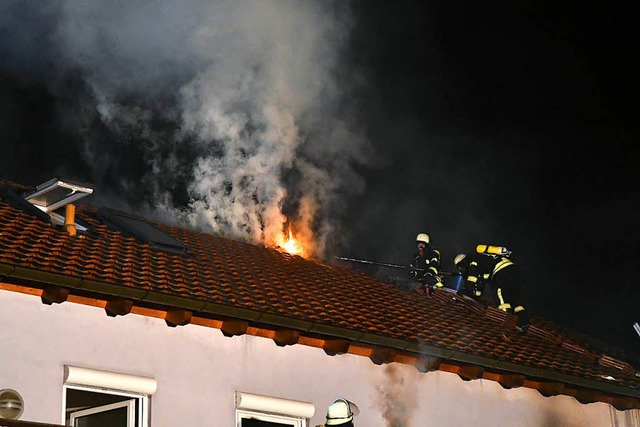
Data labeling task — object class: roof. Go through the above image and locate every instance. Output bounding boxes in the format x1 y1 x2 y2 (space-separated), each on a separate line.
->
1 179 639 410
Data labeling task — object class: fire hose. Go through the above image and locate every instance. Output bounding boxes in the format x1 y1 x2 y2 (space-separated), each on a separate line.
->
334 256 456 276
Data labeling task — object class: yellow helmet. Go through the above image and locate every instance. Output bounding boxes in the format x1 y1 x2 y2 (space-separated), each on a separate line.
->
416 233 430 244
454 253 466 266
325 398 359 425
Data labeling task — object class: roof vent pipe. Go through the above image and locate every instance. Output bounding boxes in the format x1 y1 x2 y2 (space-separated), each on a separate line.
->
65 204 77 236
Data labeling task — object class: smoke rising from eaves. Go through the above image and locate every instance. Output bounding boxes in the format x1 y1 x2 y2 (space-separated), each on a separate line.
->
1 0 374 259
376 364 418 427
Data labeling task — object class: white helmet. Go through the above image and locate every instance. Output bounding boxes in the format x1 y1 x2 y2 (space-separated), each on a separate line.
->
416 233 430 244
325 398 359 426
454 253 466 265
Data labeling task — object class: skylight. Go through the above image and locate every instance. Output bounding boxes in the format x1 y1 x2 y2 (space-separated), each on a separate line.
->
22 178 94 213
97 208 189 256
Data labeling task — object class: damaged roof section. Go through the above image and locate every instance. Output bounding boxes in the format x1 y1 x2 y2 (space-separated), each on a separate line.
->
0 179 638 410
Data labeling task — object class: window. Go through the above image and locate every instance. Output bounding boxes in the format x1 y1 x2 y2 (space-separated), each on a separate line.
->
237 409 304 427
1 178 94 230
66 388 138 427
22 178 94 213
235 392 315 427
63 366 157 427
97 207 189 255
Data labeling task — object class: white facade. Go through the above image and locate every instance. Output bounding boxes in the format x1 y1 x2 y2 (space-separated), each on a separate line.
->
1 290 638 427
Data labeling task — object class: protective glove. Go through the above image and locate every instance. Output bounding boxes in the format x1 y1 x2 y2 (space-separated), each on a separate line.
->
409 265 419 278
416 281 433 296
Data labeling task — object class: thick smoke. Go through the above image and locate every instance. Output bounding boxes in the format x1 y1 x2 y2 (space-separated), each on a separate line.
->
1 0 374 259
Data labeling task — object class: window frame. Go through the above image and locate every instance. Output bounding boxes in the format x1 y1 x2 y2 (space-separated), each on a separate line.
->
22 178 94 213
62 366 156 427
236 409 305 427
68 397 137 427
234 391 314 427
62 384 148 427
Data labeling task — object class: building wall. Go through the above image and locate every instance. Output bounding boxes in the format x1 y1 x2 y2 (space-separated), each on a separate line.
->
0 290 635 427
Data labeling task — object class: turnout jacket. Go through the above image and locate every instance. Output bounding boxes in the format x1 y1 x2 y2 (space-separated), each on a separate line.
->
459 250 529 327
410 245 441 281
458 252 514 299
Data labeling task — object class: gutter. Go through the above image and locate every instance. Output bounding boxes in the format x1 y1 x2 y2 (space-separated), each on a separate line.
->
1 262 639 400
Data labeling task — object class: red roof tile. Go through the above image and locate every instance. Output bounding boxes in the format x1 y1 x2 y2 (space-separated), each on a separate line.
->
0 180 639 409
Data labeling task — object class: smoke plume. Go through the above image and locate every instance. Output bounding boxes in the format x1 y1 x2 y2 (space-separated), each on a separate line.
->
0 0 374 259
376 364 418 427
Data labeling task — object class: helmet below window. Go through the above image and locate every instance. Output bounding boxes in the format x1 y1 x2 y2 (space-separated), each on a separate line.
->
326 398 359 426
416 233 430 244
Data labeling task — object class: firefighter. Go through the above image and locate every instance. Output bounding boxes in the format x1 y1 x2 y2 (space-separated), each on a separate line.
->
410 232 443 295
454 251 530 332
318 398 359 426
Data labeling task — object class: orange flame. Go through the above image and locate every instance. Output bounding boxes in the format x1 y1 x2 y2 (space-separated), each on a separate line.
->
268 198 318 259
281 225 302 254
276 223 309 257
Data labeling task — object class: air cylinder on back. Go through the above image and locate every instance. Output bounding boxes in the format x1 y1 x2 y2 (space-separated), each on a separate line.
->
476 244 509 256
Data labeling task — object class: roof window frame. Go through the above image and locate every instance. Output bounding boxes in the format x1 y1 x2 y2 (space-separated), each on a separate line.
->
22 178 94 213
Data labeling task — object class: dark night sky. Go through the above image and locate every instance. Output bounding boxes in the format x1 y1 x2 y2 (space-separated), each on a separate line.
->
345 1 639 354
0 1 638 354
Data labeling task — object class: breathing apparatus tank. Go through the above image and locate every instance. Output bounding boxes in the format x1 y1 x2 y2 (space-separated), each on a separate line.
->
476 244 509 256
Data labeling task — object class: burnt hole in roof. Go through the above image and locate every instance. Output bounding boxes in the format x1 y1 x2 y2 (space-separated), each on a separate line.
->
97 207 189 256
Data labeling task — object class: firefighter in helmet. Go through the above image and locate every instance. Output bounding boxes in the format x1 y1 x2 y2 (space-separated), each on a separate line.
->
454 249 530 332
410 232 443 295
318 398 359 427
